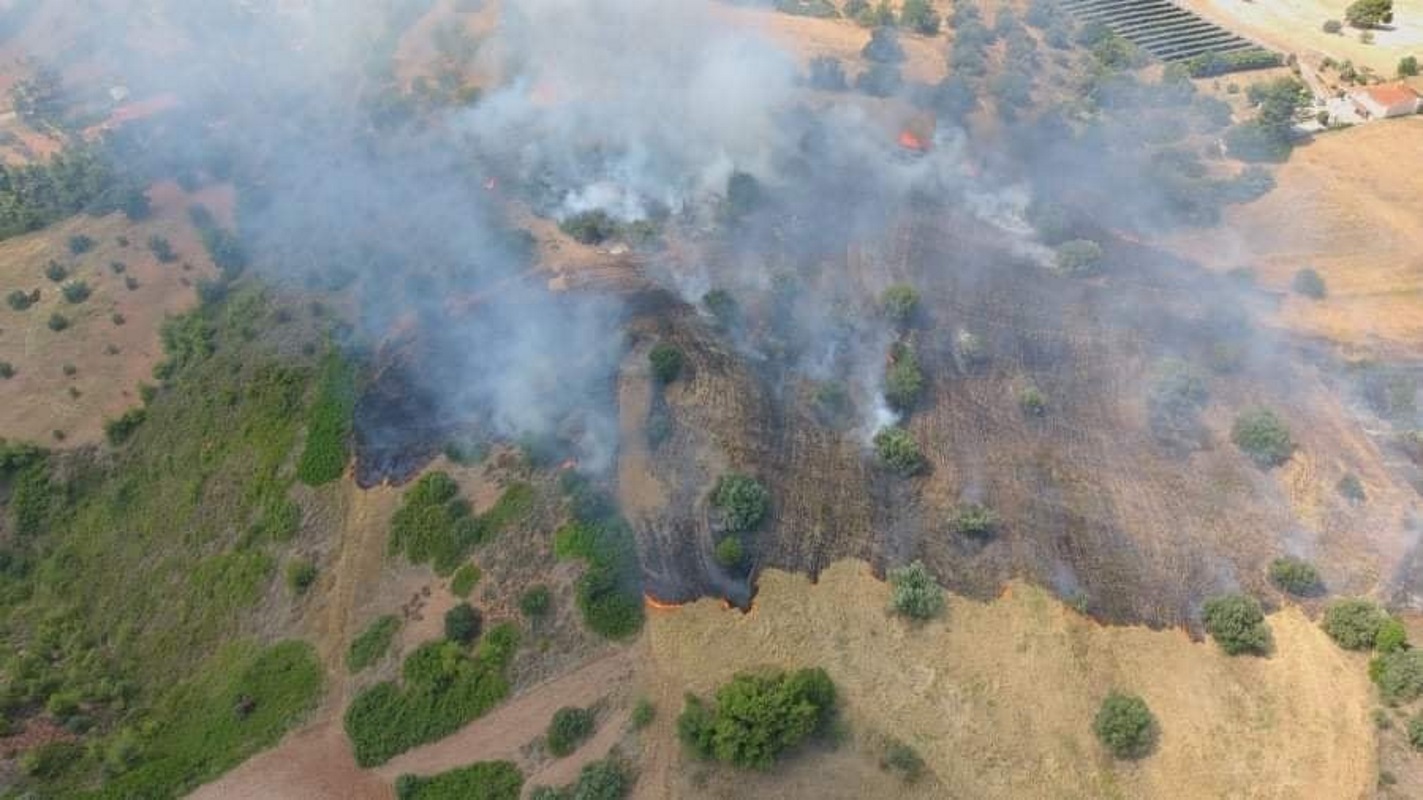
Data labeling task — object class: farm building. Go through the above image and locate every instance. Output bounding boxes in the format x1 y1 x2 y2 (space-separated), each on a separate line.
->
1349 84 1422 119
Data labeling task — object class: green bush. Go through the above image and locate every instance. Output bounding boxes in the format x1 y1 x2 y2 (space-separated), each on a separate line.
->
880 738 924 782
45 260 68 282
874 426 925 476
1323 598 1390 650
285 559 317 595
1202 593 1271 655
710 472 770 532
295 353 354 486
1374 650 1423 705
68 234 95 255
648 343 684 384
631 698 655 730
444 603 483 645
1268 557 1322 596
344 625 518 766
1409 715 1423 750
553 518 644 639
104 407 148 445
47 312 70 331
1054 239 1104 276
348 615 400 673
1019 385 1047 416
0 361 12 379
61 280 91 304
149 235 177 263
885 342 924 412
888 560 944 621
520 584 552 618
559 210 619 245
1400 55 1420 77
1093 692 1156 759
714 536 745 568
678 668 836 768
1337 473 1366 504
899 0 940 35
7 289 32 310
451 564 482 598
547 706 596 757
1292 268 1327 299
1231 408 1293 467
1376 617 1408 654
394 760 522 800
948 503 999 538
880 284 920 325
389 472 488 575
702 289 738 328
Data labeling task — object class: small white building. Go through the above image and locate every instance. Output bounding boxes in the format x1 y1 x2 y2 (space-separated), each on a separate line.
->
1349 83 1422 119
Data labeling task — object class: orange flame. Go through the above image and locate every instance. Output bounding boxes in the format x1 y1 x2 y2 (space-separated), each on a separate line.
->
645 594 685 611
898 130 928 152
558 458 579 471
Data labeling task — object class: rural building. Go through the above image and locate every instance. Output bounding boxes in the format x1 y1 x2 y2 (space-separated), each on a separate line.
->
1349 84 1422 119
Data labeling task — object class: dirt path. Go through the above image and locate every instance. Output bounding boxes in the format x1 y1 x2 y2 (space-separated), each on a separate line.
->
375 648 636 780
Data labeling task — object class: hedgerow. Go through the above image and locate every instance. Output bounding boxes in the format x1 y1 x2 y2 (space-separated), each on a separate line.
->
394 760 523 800
295 352 355 485
344 624 519 766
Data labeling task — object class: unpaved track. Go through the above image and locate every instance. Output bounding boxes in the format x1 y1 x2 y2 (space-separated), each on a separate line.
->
376 648 635 779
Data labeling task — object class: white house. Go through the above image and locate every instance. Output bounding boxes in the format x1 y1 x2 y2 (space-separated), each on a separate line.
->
1350 83 1422 119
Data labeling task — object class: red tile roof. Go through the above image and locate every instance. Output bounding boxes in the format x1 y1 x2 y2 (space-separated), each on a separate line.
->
1362 83 1421 108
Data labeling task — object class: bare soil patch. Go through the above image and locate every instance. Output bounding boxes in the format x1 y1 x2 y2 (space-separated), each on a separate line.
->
641 561 1376 800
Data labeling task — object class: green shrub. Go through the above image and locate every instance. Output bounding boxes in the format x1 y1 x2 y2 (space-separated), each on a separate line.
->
948 503 999 538
1409 715 1423 750
348 615 400 673
888 560 944 621
390 472 485 575
649 343 684 384
710 472 770 532
1202 593 1271 655
1268 557 1322 596
285 559 317 595
1094 692 1156 759
559 210 619 245
678 668 836 768
68 234 95 255
547 706 596 757
874 426 925 476
1231 408 1293 467
1374 650 1423 705
899 0 940 35
62 280 91 303
1376 617 1408 654
1400 55 1420 77
1337 473 1366 504
702 289 738 328
149 234 177 263
880 738 924 782
47 312 70 331
1019 385 1047 416
520 584 552 617
1292 268 1326 299
7 289 32 310
880 284 920 325
444 602 483 645
104 407 148 445
631 698 655 730
885 342 924 412
296 353 354 486
554 518 644 639
344 625 518 766
45 260 68 282
0 362 12 379
451 564 482 598
714 536 745 568
1323 598 1389 650
1054 239 1104 276
394 760 523 800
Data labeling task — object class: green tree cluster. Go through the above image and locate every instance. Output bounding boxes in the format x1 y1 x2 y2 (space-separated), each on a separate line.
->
1094 692 1157 759
710 472 770 532
677 668 836 768
1202 593 1271 655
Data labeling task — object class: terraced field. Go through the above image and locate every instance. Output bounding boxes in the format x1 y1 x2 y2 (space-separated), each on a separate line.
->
1061 0 1277 70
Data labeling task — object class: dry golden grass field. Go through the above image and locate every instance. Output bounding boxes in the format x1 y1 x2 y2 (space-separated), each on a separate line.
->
1184 0 1423 76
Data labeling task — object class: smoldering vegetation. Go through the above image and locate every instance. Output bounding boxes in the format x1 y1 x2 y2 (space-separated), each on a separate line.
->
14 0 1417 624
